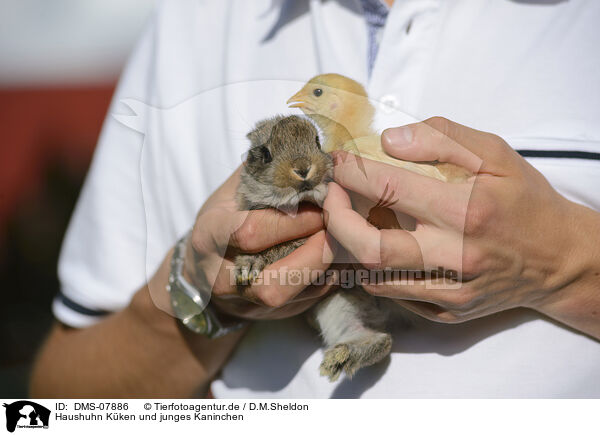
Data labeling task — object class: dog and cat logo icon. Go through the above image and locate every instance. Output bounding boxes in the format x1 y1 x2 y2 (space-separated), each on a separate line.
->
3 401 50 433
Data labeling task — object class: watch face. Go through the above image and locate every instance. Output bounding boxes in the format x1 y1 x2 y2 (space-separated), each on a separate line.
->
184 312 210 335
169 285 210 334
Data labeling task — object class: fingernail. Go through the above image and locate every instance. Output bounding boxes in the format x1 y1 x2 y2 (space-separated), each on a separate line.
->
384 126 414 149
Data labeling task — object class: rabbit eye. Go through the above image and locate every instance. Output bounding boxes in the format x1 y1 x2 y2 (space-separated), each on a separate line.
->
313 88 323 97
315 135 321 149
261 146 272 164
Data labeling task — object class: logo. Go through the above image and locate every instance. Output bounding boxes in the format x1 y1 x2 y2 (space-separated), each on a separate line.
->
3 401 50 433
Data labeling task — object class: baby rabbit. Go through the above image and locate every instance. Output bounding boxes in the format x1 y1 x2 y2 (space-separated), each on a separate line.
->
235 115 394 381
234 115 332 284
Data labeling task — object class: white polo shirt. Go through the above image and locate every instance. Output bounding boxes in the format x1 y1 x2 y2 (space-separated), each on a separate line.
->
53 0 600 397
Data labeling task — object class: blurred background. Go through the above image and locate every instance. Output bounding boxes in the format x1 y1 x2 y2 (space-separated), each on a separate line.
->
0 0 156 397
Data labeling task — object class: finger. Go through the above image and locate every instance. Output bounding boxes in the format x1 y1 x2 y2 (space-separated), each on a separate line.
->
393 300 461 323
361 278 470 311
242 230 336 308
231 204 324 252
290 277 339 302
382 117 514 175
292 264 349 302
323 183 426 269
381 119 482 173
325 183 467 272
332 151 471 223
196 202 324 254
208 255 239 298
211 294 322 321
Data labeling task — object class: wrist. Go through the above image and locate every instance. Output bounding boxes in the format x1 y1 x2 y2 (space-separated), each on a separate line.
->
127 244 247 395
129 248 179 338
531 201 600 336
182 231 246 321
183 233 203 287
171 231 249 337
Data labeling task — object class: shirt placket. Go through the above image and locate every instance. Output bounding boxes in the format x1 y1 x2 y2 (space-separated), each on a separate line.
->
368 0 445 127
358 0 390 77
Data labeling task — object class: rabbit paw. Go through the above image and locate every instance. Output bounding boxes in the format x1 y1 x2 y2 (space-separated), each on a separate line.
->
319 332 392 382
234 255 266 286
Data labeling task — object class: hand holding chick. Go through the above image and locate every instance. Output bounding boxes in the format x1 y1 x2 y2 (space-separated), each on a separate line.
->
325 116 600 343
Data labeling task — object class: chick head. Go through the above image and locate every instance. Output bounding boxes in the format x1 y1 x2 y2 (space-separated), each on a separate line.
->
287 74 374 140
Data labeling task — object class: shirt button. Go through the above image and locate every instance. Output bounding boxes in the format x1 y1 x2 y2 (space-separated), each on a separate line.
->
379 94 399 114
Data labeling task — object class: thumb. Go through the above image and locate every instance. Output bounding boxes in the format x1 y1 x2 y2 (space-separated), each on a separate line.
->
381 117 492 174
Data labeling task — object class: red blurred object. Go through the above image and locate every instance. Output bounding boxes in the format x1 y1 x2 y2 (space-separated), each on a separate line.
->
0 85 115 235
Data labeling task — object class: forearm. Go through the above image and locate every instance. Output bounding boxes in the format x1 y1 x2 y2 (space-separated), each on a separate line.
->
532 202 600 340
30 251 246 398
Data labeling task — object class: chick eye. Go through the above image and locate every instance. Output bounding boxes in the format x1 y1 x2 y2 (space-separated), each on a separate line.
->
261 146 272 164
313 88 323 97
315 135 321 149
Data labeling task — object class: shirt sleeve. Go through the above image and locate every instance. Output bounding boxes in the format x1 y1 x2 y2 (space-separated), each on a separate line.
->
52 10 159 328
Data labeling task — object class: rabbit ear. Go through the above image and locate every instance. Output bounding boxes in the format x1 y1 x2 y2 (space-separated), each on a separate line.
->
246 116 284 145
246 119 273 145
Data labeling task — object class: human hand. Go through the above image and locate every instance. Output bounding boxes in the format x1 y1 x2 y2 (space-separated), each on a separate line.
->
183 167 337 321
324 117 599 332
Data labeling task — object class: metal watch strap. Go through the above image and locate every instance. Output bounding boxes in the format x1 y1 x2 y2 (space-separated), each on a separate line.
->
166 231 247 338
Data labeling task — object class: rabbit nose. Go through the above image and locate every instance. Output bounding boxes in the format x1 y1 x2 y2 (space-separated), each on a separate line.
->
292 165 312 180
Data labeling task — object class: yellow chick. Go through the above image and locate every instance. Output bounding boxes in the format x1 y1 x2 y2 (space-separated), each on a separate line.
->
287 73 471 183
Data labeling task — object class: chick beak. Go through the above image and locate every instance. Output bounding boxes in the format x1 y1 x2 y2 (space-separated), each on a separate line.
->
286 90 307 108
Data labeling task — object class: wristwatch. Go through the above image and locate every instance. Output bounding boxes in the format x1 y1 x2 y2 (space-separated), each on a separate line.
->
166 231 247 338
